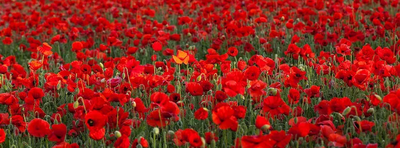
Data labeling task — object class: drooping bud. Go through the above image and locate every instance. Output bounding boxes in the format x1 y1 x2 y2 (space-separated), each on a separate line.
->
73 101 79 109
342 106 352 116
367 108 375 114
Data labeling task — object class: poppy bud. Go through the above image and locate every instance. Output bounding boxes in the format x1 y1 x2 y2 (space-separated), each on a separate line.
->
352 116 361 121
374 94 382 101
239 94 245 100
153 127 159 135
122 72 126 79
367 108 375 114
57 80 62 90
73 101 79 109
201 137 206 148
132 101 136 108
197 75 202 81
114 131 122 138
187 33 192 37
268 88 277 96
99 63 104 69
298 64 305 71
261 124 271 133
342 106 352 116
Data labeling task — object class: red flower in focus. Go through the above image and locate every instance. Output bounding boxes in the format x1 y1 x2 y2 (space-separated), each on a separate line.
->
255 115 271 132
221 71 246 97
89 127 105 140
354 120 375 133
132 137 149 148
146 109 169 128
328 134 347 147
48 124 67 143
173 128 203 147
244 66 261 81
28 87 45 100
28 118 51 138
114 135 130 148
72 41 84 52
85 110 107 131
241 134 275 148
262 93 290 118
212 103 238 131
288 88 300 104
248 80 267 98
186 82 204 96
152 41 162 52
336 43 351 56
194 108 208 120
227 47 238 57
352 69 371 90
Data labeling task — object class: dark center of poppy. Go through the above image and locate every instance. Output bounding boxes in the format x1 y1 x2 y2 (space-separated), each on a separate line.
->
88 119 95 126
295 73 301 78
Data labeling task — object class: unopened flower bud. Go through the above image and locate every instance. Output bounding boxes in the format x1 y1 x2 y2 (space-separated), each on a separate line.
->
268 88 277 96
115 131 122 138
342 106 352 116
367 108 375 114
261 124 271 133
73 101 79 109
374 94 382 101
153 127 160 135
201 137 206 148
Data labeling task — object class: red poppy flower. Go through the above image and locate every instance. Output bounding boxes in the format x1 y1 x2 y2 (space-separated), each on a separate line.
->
28 118 51 138
71 41 84 52
233 105 247 119
212 103 238 131
354 120 375 133
215 91 228 102
11 115 26 134
288 88 300 104
48 123 67 143
227 47 238 57
114 135 130 148
241 134 275 148
0 129 5 143
85 110 107 131
89 127 105 140
152 41 162 52
146 109 169 128
186 82 203 96
263 93 290 118
255 115 271 132
352 69 371 90
269 130 292 148
194 108 208 120
328 134 347 147
244 66 261 81
28 87 45 100
132 137 149 148
249 80 267 98
221 71 246 97
173 128 203 147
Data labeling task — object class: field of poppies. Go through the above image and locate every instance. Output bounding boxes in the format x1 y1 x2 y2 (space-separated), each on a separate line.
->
2 0 400 147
